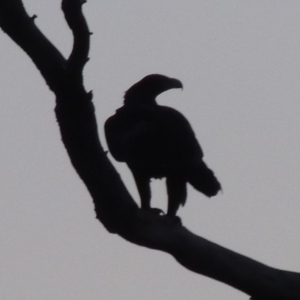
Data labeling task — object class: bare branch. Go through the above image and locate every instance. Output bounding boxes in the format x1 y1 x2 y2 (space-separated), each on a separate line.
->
0 0 66 91
61 0 90 87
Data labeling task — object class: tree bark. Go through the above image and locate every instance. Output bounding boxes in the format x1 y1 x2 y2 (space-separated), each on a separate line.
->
0 1 299 299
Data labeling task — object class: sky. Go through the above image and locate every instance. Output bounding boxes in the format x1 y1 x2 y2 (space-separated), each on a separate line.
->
1 1 300 299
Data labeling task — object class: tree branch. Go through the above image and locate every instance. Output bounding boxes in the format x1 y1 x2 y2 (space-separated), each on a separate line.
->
1 0 300 299
0 0 66 91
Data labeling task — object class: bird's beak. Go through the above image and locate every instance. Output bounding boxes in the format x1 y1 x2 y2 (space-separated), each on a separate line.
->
170 78 183 90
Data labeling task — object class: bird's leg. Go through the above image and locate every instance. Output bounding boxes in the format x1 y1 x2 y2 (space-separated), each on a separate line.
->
134 174 151 209
166 175 187 217
132 173 164 215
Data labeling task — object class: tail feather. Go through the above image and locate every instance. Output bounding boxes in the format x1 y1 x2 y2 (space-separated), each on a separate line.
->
188 162 221 197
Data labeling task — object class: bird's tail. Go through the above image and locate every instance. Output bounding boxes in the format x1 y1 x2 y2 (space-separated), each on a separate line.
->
188 162 221 197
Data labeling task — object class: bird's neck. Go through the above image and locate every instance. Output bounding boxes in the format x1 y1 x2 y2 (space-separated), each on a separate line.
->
124 96 157 106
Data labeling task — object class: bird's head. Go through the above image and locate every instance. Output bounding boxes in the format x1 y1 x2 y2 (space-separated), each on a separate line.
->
124 74 183 105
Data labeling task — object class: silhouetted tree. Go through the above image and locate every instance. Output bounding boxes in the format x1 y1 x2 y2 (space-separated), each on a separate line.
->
0 1 299 299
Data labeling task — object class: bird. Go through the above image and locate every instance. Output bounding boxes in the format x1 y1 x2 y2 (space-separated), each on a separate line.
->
104 74 221 217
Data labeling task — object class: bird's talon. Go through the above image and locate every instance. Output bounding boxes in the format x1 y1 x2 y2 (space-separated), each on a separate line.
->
143 207 164 215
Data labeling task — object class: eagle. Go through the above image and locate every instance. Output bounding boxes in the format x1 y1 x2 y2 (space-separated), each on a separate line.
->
104 74 221 216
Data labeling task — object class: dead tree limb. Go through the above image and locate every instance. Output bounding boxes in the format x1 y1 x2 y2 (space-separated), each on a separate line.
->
0 1 300 299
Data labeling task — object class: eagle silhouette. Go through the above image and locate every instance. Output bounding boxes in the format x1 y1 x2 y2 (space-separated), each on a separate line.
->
105 74 221 216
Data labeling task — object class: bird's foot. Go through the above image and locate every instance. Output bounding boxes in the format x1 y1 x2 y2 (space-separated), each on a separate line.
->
142 207 165 216
164 214 182 226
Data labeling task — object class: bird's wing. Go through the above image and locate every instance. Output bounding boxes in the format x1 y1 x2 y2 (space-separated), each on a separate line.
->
154 106 204 160
104 105 157 161
105 105 203 165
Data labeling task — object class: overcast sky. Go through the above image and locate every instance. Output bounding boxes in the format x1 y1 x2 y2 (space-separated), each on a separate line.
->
1 1 300 299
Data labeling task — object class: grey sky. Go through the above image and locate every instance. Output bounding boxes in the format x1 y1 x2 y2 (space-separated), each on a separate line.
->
1 1 300 299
